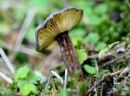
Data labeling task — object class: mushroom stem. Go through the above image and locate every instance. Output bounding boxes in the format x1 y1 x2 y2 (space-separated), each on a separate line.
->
56 31 83 76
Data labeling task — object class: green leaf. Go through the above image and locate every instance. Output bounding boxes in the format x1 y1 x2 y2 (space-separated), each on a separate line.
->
58 89 69 96
84 64 97 74
17 80 28 88
84 7 93 16
98 41 119 59
88 15 106 25
70 28 85 37
94 4 108 14
70 28 85 46
77 49 88 64
96 42 107 51
85 33 99 44
71 37 82 46
14 66 29 81
29 75 41 84
20 83 37 96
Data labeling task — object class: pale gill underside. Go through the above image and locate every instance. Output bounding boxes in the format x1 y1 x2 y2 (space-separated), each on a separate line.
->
36 8 83 51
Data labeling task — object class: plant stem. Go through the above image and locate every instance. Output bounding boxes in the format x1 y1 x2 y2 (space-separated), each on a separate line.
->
56 31 83 76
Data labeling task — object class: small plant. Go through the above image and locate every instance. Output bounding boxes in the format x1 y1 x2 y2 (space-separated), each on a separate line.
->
3 66 44 96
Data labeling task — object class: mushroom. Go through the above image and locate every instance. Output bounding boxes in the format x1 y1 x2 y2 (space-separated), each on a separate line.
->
35 7 83 76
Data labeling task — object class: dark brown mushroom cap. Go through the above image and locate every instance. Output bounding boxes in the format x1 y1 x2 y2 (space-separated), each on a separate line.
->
35 7 83 51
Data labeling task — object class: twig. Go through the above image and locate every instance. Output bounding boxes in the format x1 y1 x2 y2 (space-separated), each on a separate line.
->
88 67 130 94
111 69 123 76
0 40 12 50
64 69 68 89
120 67 130 76
51 70 63 84
125 0 130 9
15 9 37 51
0 47 15 74
88 79 101 94
1 0 20 9
88 74 113 94
20 46 38 56
123 76 128 86
45 74 52 90
0 40 39 56
101 50 130 67
10 9 37 61
0 71 12 83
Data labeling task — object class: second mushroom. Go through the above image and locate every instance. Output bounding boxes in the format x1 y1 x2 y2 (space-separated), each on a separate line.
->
35 7 83 76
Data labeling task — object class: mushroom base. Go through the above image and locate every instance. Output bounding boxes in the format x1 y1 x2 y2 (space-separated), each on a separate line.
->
56 31 83 76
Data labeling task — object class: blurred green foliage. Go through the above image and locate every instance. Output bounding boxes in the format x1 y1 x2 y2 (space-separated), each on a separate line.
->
0 0 129 62
0 0 130 95
84 64 97 74
2 66 43 96
14 66 41 95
